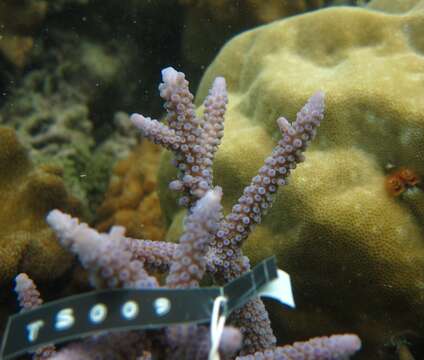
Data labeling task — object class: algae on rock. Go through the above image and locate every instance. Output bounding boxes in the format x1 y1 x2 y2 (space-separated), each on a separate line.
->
0 32 139 216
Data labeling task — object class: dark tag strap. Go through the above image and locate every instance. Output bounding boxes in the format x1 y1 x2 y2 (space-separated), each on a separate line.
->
1 256 291 360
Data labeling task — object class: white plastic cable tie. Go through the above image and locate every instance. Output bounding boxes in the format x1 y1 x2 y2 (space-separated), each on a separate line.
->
208 295 228 360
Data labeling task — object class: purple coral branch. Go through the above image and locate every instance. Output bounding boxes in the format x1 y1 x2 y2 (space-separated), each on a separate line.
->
46 210 158 289
15 273 43 310
196 76 227 190
131 114 180 150
235 334 362 360
166 187 223 288
15 274 56 359
207 91 324 354
130 67 328 355
45 188 240 359
229 297 276 355
210 91 325 280
124 238 177 273
131 67 227 208
165 187 242 359
48 331 152 360
166 324 242 360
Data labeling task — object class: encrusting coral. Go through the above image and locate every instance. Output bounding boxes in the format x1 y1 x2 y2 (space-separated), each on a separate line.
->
13 68 361 359
0 127 81 286
95 140 166 241
158 1 424 356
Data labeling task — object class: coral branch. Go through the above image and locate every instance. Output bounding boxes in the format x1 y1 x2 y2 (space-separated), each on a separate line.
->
165 187 242 358
130 68 328 356
166 324 242 360
235 334 362 360
130 114 181 150
198 76 227 189
15 274 56 359
15 273 43 310
46 210 158 289
229 297 276 355
166 187 223 288
49 331 152 360
124 238 177 273
132 67 228 208
210 91 325 280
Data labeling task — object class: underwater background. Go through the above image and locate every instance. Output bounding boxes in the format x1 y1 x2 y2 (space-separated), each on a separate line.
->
1 0 424 359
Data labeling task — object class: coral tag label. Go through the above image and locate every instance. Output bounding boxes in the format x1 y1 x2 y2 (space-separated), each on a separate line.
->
0 256 294 360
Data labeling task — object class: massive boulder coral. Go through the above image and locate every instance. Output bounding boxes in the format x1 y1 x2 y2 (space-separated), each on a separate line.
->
0 127 80 286
159 0 424 357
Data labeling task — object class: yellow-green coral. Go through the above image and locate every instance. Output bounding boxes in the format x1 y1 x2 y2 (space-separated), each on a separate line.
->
159 1 424 356
0 127 81 285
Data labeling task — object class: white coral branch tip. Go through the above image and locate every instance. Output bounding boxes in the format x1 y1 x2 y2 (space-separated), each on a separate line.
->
161 66 179 84
211 77 226 95
130 113 150 130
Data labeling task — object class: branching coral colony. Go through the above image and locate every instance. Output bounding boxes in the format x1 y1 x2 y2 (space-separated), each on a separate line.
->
14 67 362 359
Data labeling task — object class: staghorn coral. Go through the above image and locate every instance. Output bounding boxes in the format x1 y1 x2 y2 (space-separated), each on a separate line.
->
131 67 327 355
12 68 361 359
15 274 57 359
44 189 243 359
0 126 80 286
236 335 362 360
158 1 424 357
